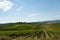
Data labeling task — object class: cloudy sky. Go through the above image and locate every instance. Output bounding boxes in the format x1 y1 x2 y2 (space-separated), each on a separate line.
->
0 0 60 23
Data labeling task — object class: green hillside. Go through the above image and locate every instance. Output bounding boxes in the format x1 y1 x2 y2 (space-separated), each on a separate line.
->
0 22 60 40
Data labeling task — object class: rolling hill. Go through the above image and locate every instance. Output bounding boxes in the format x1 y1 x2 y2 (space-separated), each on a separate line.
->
0 20 60 40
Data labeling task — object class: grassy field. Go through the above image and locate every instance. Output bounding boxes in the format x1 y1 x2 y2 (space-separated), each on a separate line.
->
0 23 60 40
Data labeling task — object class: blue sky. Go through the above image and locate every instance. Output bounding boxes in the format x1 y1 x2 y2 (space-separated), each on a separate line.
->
0 0 60 23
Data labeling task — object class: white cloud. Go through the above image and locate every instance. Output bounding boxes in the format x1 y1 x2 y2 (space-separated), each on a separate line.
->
0 17 3 20
0 0 14 12
0 0 2 2
17 6 24 11
22 13 39 22
29 13 37 17
0 17 19 23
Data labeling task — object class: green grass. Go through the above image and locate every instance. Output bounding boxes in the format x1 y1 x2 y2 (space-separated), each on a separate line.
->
0 23 60 40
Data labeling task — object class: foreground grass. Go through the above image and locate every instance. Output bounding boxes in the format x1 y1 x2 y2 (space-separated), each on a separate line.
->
0 23 60 40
